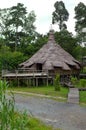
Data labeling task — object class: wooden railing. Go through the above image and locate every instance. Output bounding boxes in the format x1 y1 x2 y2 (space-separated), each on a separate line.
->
2 69 49 77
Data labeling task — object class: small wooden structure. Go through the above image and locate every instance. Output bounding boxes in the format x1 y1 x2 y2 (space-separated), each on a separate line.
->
2 29 81 86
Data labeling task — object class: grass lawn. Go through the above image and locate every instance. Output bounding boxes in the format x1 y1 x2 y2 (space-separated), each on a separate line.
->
28 117 60 130
79 91 86 104
8 85 86 104
8 85 68 101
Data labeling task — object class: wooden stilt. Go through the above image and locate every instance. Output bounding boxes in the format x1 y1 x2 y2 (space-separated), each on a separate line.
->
36 78 38 87
18 78 19 87
47 77 48 86
26 78 29 87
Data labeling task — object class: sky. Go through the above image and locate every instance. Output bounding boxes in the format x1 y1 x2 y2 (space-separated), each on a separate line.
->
0 0 86 35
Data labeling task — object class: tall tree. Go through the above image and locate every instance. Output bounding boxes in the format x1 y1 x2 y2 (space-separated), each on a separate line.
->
21 10 36 45
23 11 36 35
7 3 27 51
52 1 69 31
0 3 36 51
0 8 10 44
54 30 78 57
75 2 86 44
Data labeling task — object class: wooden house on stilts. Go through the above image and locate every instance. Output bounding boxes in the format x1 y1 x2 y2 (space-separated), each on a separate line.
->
2 29 81 86
19 29 81 84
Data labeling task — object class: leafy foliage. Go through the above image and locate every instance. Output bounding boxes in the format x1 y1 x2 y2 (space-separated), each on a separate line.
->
52 1 69 31
74 2 86 44
54 30 78 57
79 79 86 88
0 46 27 71
0 3 36 51
0 80 29 130
75 2 86 33
70 76 78 87
54 74 61 91
71 76 86 88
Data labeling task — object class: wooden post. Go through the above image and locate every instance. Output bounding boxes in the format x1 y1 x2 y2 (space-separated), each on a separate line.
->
47 77 48 86
17 78 19 87
26 78 29 87
52 78 54 86
47 70 49 86
43 78 46 85
33 78 35 86
36 78 38 87
28 78 30 87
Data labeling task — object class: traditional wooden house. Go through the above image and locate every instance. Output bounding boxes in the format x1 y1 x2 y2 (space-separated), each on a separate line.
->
2 29 81 86
20 29 81 82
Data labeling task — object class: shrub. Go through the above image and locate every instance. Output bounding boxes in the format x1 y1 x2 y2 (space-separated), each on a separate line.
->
79 79 86 88
70 76 78 87
54 74 61 91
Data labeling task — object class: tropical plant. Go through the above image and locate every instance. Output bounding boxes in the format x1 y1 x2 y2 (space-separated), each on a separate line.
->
54 74 61 91
0 80 29 130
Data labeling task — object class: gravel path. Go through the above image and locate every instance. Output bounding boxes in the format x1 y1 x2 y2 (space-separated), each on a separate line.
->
14 94 86 130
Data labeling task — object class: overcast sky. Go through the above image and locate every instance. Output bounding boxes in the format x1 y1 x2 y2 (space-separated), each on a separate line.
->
0 0 86 34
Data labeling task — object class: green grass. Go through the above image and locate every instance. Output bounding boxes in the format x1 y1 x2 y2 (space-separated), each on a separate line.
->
28 117 60 130
9 86 68 100
8 85 86 104
79 91 86 104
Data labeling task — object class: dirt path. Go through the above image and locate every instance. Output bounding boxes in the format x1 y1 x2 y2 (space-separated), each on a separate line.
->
14 94 86 130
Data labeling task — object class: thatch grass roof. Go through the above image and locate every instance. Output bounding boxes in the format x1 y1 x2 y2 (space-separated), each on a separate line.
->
20 30 81 71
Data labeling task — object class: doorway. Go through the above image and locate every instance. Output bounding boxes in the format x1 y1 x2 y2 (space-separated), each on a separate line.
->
36 63 42 72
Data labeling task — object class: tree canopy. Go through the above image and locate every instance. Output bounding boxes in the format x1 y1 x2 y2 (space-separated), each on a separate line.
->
75 2 86 44
0 3 36 51
52 1 69 31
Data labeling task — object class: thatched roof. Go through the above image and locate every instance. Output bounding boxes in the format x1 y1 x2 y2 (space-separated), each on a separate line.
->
20 30 81 71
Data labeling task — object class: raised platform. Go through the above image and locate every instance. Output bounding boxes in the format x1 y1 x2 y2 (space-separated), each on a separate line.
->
2 69 48 78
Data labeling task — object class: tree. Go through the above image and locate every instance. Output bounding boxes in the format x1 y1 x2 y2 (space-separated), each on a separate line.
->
7 3 27 51
54 74 61 91
21 10 36 46
22 33 48 57
23 10 36 35
0 8 11 45
74 2 86 44
54 30 78 57
75 2 86 33
0 3 36 52
52 1 69 31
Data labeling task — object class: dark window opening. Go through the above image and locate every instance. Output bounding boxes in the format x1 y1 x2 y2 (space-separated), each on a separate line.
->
36 63 42 72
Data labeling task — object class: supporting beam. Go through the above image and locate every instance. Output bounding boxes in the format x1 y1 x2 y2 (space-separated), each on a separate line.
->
36 78 38 87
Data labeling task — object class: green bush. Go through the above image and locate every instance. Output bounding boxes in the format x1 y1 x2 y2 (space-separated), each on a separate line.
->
70 76 78 87
79 79 86 88
54 74 61 91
